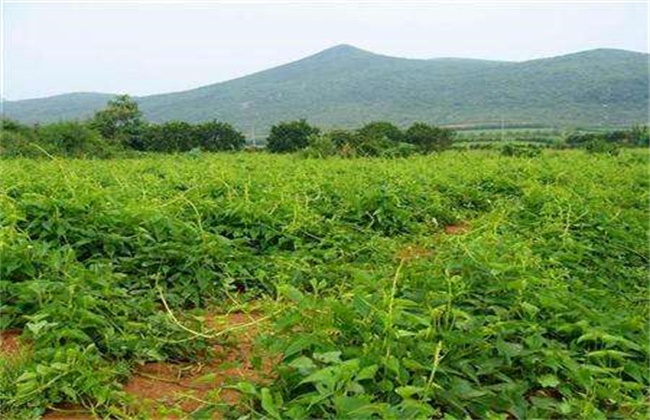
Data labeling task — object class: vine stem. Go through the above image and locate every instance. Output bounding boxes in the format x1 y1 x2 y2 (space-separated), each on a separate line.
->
383 259 405 360
156 282 277 340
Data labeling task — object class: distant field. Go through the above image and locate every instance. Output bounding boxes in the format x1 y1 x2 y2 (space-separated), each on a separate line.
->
454 127 582 144
1 150 648 418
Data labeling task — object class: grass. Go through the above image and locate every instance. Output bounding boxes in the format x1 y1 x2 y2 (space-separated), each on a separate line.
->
0 149 648 418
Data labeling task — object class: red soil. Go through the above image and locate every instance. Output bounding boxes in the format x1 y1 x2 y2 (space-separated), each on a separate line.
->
0 329 22 356
444 222 470 235
6 311 276 419
123 312 277 418
41 404 94 420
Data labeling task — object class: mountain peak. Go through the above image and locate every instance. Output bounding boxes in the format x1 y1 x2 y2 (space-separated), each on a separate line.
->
312 44 373 58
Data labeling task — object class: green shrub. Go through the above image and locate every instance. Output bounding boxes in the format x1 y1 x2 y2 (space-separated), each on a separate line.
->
381 142 419 158
36 121 115 158
1 120 116 158
301 133 338 158
500 143 542 157
585 139 620 156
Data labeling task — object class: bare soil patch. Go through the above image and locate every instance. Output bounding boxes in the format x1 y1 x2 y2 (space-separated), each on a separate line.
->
3 313 275 419
0 329 23 357
42 404 94 420
123 312 276 418
396 245 433 262
444 221 470 235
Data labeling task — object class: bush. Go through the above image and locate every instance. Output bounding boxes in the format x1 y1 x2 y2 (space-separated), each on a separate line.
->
36 122 115 158
381 142 419 158
500 143 542 157
0 119 41 157
301 133 338 158
1 120 115 158
585 139 620 156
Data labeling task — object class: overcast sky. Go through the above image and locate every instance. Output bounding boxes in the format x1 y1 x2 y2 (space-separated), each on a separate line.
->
2 1 648 100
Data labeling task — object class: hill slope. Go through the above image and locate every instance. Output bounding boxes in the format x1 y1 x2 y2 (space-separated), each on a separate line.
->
3 45 648 131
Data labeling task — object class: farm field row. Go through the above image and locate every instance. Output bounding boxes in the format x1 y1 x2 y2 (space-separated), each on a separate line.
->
0 150 648 418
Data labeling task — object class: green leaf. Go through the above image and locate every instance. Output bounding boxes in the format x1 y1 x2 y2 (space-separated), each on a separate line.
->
300 366 335 386
289 356 317 375
277 284 304 303
228 382 258 396
313 351 342 365
395 385 424 399
537 374 560 388
587 350 634 360
356 364 378 381
260 388 281 420
333 395 376 416
385 355 400 375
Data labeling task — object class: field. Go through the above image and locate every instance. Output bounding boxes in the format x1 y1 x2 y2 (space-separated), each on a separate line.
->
0 150 648 419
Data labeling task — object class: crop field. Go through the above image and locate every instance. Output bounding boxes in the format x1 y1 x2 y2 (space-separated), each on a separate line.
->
0 150 648 419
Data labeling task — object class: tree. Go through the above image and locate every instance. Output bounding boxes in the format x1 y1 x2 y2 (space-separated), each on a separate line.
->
141 121 193 152
90 95 144 144
266 119 320 153
405 123 455 153
357 121 404 143
350 121 404 156
194 121 245 151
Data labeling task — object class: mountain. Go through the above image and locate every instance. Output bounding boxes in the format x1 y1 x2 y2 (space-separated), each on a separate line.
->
2 45 648 132
2 92 115 123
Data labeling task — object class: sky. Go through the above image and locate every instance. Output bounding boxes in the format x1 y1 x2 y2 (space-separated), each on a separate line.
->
2 1 648 101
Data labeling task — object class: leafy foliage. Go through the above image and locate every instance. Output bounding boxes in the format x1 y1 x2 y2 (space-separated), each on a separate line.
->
0 119 117 159
0 150 648 418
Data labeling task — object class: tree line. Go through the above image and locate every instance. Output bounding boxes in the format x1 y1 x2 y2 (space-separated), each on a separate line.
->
1 95 246 158
265 119 455 157
0 95 455 158
1 94 647 158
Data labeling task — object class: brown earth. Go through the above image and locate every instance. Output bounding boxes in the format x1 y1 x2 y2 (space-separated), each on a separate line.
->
122 312 277 419
0 329 22 356
4 311 276 419
444 222 470 235
41 404 94 420
396 244 433 262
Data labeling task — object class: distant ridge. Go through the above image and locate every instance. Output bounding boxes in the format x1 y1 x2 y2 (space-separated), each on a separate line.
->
3 45 648 131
